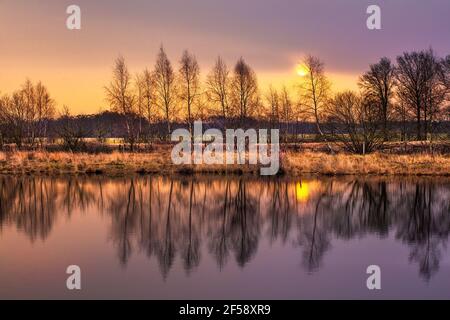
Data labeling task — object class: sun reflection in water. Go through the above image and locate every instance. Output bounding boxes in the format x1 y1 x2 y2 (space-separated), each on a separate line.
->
295 181 310 203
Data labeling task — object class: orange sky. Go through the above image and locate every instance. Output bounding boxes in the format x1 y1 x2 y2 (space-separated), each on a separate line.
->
0 63 359 115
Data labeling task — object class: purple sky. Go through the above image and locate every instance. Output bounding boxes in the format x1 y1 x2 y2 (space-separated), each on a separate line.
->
1 0 449 113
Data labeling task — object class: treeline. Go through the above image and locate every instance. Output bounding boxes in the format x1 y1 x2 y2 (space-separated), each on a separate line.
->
1 47 450 153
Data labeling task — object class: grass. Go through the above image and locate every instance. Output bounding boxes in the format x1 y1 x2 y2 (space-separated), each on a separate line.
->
284 151 450 176
0 148 449 176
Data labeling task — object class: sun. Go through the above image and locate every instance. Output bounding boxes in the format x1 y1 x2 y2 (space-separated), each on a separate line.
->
296 63 309 77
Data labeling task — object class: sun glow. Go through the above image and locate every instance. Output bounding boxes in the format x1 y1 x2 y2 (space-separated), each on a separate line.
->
296 63 309 77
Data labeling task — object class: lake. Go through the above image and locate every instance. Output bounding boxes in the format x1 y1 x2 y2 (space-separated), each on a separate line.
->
0 175 449 299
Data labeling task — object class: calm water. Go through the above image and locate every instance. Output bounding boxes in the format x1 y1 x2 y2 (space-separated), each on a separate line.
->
0 175 449 299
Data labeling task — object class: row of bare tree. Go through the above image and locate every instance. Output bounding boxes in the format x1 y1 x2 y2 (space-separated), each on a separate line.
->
0 80 55 148
104 47 450 153
297 50 450 154
1 48 449 153
104 47 262 150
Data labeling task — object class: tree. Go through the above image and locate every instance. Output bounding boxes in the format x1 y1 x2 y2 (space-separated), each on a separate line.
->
57 106 87 152
392 101 410 143
422 52 448 147
0 94 6 148
21 79 36 145
442 56 450 122
280 85 293 141
265 85 280 130
135 73 145 143
34 81 55 146
395 49 446 141
358 57 395 140
153 46 176 137
105 56 138 151
230 57 259 124
206 56 230 123
135 69 155 144
298 55 333 152
442 55 450 90
141 69 154 141
0 80 55 149
178 50 200 136
326 91 384 154
0 90 27 148
396 51 424 141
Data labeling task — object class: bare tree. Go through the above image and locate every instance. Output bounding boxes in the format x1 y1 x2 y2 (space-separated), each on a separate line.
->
1 90 27 148
395 49 446 141
298 55 333 152
21 79 36 146
266 85 280 130
135 73 145 143
0 80 55 149
442 56 450 123
359 57 395 140
57 106 87 152
153 46 176 138
326 91 384 154
423 52 448 149
34 81 55 147
105 56 138 151
206 56 230 123
141 69 154 142
443 54 450 90
0 94 6 148
280 85 293 141
178 50 200 136
392 101 410 144
230 57 259 125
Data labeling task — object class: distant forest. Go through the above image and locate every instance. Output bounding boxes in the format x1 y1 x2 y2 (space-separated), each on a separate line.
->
1 47 449 154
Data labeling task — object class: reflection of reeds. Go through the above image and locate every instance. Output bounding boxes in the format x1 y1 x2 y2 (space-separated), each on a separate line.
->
0 150 449 176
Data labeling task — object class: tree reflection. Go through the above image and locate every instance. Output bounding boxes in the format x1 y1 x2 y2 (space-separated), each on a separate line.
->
0 176 57 241
0 175 449 281
180 181 201 273
296 187 331 273
395 183 450 280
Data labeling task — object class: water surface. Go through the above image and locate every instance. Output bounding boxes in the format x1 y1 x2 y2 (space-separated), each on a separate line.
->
0 175 449 299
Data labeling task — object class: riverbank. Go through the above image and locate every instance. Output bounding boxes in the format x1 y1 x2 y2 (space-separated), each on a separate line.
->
0 150 449 176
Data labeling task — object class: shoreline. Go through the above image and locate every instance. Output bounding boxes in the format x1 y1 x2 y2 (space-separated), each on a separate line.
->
0 150 449 177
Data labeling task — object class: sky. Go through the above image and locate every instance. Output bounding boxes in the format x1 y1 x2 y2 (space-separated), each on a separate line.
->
1 0 450 114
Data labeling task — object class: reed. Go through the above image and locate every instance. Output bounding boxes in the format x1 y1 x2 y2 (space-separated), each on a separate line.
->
0 150 448 176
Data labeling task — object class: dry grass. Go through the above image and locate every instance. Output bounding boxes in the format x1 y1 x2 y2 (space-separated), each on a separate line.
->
284 151 450 176
0 150 449 176
0 150 261 176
